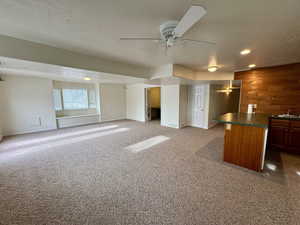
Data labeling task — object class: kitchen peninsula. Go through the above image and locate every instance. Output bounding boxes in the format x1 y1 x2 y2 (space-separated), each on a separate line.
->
217 113 269 172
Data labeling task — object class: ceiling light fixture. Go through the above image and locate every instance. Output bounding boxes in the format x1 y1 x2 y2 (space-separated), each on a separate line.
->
240 49 251 55
84 77 91 81
208 66 218 72
248 64 256 68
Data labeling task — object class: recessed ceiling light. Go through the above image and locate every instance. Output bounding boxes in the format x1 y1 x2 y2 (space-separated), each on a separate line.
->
84 77 91 81
208 66 218 72
248 64 256 68
240 49 251 55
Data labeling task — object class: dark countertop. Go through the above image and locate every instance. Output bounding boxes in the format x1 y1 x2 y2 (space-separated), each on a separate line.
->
216 113 270 128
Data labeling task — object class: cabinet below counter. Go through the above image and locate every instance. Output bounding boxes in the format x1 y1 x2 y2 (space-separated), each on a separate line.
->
216 113 269 172
268 118 300 154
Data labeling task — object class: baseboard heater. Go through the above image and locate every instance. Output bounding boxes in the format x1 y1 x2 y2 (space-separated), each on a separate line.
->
56 114 100 129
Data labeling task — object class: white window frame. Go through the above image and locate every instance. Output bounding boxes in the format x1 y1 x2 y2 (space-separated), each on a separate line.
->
53 88 97 111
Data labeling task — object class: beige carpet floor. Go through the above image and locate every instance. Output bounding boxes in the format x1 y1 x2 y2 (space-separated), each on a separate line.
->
0 120 300 225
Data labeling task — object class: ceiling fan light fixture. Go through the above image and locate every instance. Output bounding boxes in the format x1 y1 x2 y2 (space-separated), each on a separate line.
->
240 49 251 55
208 66 218 72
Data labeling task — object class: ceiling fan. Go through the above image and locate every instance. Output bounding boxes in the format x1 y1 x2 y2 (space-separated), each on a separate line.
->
120 5 216 50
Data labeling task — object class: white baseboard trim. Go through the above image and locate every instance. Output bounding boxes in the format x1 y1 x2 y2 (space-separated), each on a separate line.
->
186 122 207 129
180 123 189 129
160 123 180 129
100 117 127 123
2 119 133 137
4 127 58 137
126 118 146 123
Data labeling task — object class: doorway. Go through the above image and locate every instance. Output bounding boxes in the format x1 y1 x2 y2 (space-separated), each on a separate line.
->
146 87 161 121
188 85 207 128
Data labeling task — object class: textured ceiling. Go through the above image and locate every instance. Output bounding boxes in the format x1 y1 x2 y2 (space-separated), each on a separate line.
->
0 0 299 73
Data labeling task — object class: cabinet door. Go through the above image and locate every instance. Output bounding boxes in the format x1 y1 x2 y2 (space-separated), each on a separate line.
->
269 127 289 150
288 127 300 154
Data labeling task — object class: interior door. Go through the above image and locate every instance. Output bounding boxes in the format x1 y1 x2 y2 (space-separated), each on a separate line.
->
189 86 205 128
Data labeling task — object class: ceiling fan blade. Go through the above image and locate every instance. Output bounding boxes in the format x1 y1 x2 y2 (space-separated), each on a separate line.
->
120 37 162 41
174 5 206 38
182 39 216 45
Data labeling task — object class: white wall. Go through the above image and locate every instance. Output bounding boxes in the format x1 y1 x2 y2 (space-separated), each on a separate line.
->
0 81 4 141
0 75 57 135
150 64 173 79
100 84 127 122
0 35 149 78
173 64 196 80
126 84 146 122
172 64 234 81
161 85 180 128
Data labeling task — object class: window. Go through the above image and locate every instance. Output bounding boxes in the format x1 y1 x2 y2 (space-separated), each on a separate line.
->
53 89 63 111
88 89 97 109
62 89 89 110
53 88 97 111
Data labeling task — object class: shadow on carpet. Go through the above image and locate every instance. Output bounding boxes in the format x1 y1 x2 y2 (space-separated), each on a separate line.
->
195 137 224 163
195 137 287 184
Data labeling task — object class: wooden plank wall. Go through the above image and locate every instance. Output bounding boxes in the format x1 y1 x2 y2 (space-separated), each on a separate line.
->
235 63 300 115
224 124 265 172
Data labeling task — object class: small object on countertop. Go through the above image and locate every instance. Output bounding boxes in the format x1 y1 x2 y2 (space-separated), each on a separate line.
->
247 104 257 114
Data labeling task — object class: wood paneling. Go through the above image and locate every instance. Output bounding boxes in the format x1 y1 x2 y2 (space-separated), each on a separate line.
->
235 63 300 114
224 124 266 172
